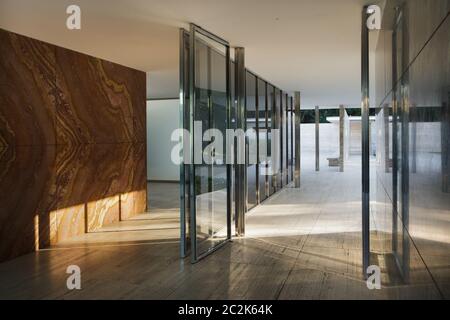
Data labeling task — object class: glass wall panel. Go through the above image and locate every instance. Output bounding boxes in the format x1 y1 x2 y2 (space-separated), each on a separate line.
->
288 96 293 183
180 30 191 257
258 79 267 201
192 32 229 259
183 25 300 261
274 88 282 190
403 10 449 290
395 12 413 277
283 93 288 185
267 84 274 195
246 71 257 209
230 60 236 236
292 98 296 183
373 1 449 296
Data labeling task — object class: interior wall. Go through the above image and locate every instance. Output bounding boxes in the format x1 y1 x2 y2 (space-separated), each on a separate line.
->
301 123 339 160
146 99 180 182
0 28 147 262
300 120 371 171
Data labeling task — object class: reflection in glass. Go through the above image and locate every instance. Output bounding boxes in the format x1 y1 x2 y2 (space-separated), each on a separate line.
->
258 79 267 201
374 2 449 294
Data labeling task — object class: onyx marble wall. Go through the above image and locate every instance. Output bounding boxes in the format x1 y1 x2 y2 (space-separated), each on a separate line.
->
373 1 449 298
0 29 146 262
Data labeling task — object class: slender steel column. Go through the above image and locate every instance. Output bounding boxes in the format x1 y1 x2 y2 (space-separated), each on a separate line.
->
225 37 232 243
339 105 345 173
265 82 270 197
391 15 398 254
235 47 246 236
401 85 411 281
411 109 417 173
383 104 390 173
361 6 371 276
188 24 197 262
280 92 284 187
285 93 289 184
400 4 410 281
315 106 320 172
255 76 260 204
294 92 301 187
290 96 294 182
179 29 188 258
443 92 450 193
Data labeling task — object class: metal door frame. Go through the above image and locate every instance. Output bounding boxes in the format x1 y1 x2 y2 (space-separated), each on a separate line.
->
180 28 190 258
186 23 232 263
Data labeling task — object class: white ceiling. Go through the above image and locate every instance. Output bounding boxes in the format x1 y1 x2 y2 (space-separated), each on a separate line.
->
0 0 380 108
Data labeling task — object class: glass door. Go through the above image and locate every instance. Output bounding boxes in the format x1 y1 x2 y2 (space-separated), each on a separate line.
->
188 24 231 262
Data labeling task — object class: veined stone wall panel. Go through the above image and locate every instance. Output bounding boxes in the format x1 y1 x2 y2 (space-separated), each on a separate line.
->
0 28 147 262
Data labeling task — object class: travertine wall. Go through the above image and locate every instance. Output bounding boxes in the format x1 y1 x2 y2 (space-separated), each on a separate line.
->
0 29 147 262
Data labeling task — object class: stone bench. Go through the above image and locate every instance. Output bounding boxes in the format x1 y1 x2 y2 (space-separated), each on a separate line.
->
327 157 339 167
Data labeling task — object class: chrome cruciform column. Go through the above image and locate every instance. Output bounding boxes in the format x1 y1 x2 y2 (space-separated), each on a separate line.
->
339 104 345 173
294 92 301 188
235 47 246 237
315 106 320 172
361 6 371 276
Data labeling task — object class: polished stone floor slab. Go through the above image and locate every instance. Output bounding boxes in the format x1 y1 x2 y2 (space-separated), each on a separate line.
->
0 162 445 299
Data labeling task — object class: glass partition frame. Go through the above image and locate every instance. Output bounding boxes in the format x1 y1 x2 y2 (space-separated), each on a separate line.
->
188 24 232 263
180 29 190 258
258 79 268 201
274 88 282 190
181 26 293 257
245 70 258 210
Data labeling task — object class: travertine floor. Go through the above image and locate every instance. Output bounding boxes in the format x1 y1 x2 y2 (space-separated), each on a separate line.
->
0 163 445 299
